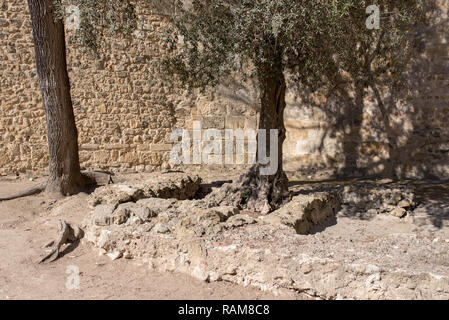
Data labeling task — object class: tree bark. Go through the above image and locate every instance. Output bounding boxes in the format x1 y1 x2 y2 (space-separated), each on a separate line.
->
258 60 287 174
204 56 291 214
241 58 290 213
28 0 88 196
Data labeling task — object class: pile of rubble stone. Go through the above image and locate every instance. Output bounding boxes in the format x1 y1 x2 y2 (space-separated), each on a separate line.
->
81 173 449 299
340 183 417 218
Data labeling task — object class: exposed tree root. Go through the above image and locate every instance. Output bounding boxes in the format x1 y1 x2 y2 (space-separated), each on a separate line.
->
0 170 114 202
205 165 291 214
39 220 84 264
0 182 46 202
82 170 115 186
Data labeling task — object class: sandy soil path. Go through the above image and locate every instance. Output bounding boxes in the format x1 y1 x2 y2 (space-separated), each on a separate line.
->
0 177 288 300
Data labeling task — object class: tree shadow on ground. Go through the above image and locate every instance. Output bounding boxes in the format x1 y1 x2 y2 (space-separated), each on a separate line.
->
412 184 449 229
308 215 338 235
289 178 449 230
195 180 233 199
58 239 82 259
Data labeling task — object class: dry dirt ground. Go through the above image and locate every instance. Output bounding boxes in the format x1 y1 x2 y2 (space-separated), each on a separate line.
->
1 171 448 300
0 174 290 300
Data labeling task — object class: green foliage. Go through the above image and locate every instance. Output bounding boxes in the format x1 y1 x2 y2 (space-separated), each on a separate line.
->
161 0 426 92
240 188 252 205
54 0 137 55
330 1 427 88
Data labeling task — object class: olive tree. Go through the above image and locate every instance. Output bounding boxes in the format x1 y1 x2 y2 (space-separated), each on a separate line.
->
160 0 425 213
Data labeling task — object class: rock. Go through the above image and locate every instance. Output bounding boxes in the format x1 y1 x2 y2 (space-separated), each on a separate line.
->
264 192 341 235
398 200 411 209
201 209 227 223
385 190 403 205
92 205 116 226
123 251 133 259
112 204 131 225
132 206 154 221
146 174 202 200
392 191 403 204
340 184 416 219
137 198 176 215
115 202 156 224
184 208 228 231
300 263 313 274
365 273 383 292
127 216 144 226
96 230 112 249
224 265 238 276
153 223 170 234
191 264 210 282
365 264 381 274
89 184 144 208
391 207 407 218
209 206 240 220
88 173 202 208
106 250 123 261
82 179 449 300
225 214 256 229
209 271 222 282
174 209 226 236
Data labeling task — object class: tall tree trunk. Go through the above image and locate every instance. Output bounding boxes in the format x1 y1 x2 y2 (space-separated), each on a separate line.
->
205 56 291 214
240 59 290 213
28 0 87 196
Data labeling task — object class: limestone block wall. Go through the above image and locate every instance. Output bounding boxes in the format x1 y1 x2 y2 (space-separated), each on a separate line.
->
0 0 44 173
0 0 448 180
0 1 259 175
283 1 449 180
0 1 181 174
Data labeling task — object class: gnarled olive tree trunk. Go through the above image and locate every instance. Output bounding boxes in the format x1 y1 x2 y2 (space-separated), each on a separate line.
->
28 0 88 196
240 58 290 213
206 55 290 214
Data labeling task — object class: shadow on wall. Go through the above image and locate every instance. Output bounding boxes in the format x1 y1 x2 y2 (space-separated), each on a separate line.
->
164 2 448 182
285 3 449 181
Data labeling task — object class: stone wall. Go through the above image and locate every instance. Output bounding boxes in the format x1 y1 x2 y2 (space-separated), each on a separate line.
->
0 0 259 175
283 0 449 180
0 0 448 180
